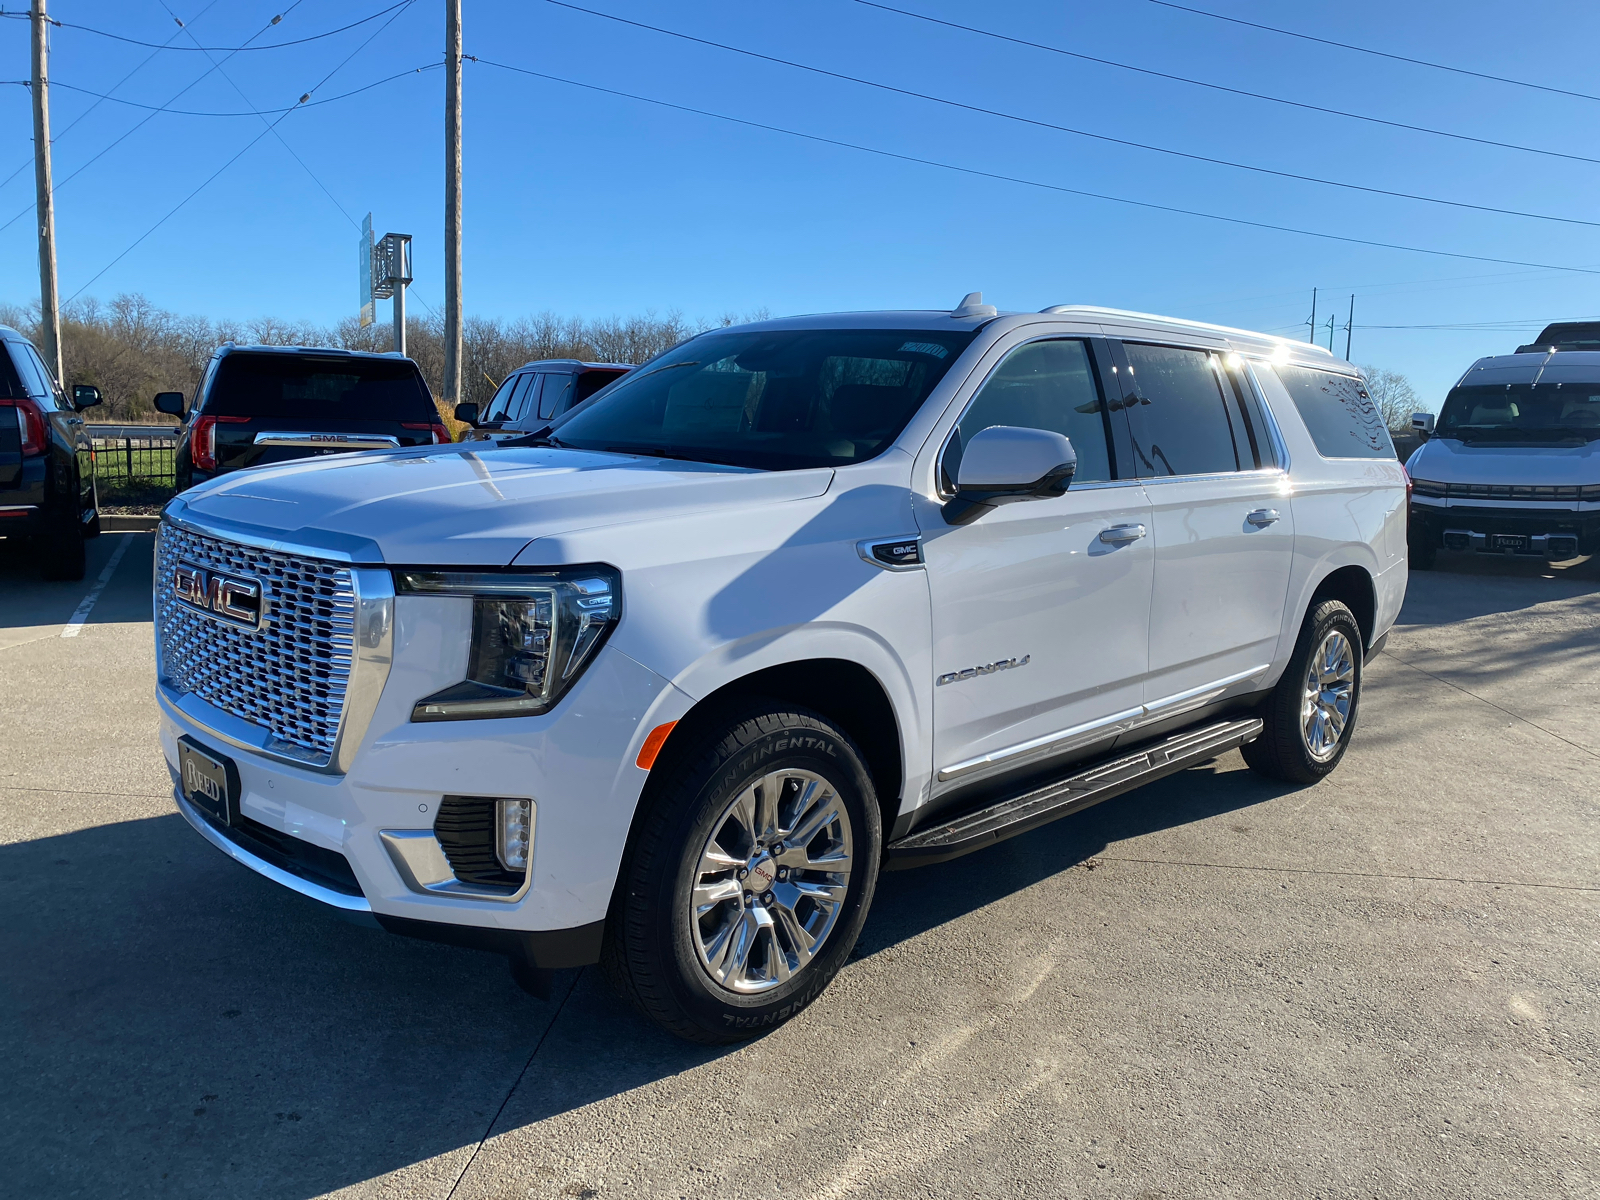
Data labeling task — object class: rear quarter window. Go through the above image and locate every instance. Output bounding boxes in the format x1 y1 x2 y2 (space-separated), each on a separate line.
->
1273 366 1393 459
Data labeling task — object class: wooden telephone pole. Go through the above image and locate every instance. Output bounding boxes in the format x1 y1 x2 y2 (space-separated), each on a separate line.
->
443 0 463 408
31 0 62 387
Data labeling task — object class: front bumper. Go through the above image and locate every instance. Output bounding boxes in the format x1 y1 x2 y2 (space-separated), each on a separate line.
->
159 634 686 955
1409 501 1600 556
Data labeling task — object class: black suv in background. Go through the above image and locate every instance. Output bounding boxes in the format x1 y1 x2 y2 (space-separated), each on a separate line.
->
161 345 448 489
0 325 101 580
456 358 630 440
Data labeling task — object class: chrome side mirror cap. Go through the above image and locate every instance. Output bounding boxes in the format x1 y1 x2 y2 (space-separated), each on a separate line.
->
943 425 1077 526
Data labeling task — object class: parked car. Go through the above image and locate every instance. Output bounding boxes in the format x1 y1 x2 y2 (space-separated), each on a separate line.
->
153 297 1407 1042
0 324 101 580
1407 343 1600 568
455 359 631 440
160 344 449 490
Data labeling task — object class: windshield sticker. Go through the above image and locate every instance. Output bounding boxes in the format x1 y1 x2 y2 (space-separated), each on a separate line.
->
898 341 950 359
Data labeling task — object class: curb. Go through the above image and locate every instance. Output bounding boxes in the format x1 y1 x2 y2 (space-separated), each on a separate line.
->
101 514 161 532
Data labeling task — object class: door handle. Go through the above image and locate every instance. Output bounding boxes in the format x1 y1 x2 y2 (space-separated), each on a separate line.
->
1099 523 1147 544
1246 508 1280 527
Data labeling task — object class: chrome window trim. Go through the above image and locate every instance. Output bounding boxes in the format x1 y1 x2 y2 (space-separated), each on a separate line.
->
173 789 373 913
1236 359 1293 473
1135 467 1287 489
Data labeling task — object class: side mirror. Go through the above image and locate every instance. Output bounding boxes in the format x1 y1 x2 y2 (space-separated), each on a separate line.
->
1411 411 1434 441
454 402 479 426
943 425 1077 526
154 391 186 418
72 384 102 410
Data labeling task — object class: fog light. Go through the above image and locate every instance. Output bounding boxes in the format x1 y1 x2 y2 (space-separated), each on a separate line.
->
1547 536 1579 559
495 799 533 872
1443 531 1471 551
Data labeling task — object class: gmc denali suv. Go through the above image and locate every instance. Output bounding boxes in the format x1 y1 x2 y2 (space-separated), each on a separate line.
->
154 298 1407 1042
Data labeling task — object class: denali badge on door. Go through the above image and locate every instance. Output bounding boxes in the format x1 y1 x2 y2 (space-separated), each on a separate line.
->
177 736 239 825
172 562 263 628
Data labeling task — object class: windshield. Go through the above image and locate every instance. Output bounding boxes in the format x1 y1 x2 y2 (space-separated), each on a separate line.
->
204 353 436 421
546 328 978 469
1437 382 1600 442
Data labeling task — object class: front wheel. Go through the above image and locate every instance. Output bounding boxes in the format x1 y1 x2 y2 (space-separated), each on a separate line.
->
603 705 881 1043
1243 599 1363 784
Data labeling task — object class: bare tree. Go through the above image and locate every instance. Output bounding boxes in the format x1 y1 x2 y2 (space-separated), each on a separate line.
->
1359 365 1423 431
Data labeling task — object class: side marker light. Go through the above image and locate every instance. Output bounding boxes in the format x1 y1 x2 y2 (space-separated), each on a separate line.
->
636 721 678 771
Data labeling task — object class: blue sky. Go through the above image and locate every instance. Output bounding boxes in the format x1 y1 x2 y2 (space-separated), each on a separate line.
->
3 0 1598 405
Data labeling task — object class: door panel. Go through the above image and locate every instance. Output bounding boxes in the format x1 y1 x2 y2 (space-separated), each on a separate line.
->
1111 339 1293 705
917 335 1153 796
919 483 1154 793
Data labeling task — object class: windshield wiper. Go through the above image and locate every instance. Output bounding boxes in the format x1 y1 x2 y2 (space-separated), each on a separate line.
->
500 431 566 448
601 443 753 468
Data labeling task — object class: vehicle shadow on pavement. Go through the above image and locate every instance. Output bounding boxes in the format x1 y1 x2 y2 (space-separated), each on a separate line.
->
1 763 1290 1197
1398 553 1600 624
859 757 1295 960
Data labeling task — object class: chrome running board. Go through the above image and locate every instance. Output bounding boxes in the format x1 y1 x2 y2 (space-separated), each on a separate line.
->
885 717 1264 869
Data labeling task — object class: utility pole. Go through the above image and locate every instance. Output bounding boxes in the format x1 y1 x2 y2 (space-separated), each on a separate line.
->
1326 315 1336 353
30 0 62 387
443 0 463 408
1344 294 1354 361
1307 287 1317 345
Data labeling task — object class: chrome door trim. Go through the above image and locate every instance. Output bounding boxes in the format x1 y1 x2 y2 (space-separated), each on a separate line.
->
936 663 1272 783
174 790 373 913
380 824 536 902
938 706 1144 782
253 431 402 449
1134 664 1270 726
1135 467 1287 489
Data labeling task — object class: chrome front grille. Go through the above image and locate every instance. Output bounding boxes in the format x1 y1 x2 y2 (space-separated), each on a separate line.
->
156 522 356 763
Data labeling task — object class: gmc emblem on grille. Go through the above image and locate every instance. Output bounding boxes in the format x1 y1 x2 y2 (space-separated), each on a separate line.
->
173 562 262 629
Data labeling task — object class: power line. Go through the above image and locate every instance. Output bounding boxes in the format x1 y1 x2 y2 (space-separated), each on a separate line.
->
0 0 226 193
853 1 1600 169
543 1 1600 231
1147 0 1600 105
0 2 307 232
467 56 1600 278
64 0 416 303
44 64 438 118
6 1 413 53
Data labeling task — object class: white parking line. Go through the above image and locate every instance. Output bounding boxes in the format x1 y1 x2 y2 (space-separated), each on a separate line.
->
61 536 133 639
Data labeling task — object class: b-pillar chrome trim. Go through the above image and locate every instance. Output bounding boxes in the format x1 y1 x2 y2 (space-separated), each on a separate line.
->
156 566 395 776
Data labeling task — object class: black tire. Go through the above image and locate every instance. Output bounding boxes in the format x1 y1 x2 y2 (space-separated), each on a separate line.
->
39 506 87 581
84 477 101 538
1242 599 1363 785
603 704 882 1043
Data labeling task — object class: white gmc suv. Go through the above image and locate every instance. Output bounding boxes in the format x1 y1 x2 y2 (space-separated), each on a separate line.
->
155 297 1407 1042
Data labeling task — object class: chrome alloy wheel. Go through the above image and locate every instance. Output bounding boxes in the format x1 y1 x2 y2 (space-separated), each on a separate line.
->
1301 629 1356 761
689 769 854 995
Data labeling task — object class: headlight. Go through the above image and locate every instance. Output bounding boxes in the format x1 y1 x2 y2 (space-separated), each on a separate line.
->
1410 478 1447 498
396 565 621 721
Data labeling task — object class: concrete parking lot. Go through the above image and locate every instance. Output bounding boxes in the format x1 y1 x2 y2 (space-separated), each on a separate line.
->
3 532 1596 1199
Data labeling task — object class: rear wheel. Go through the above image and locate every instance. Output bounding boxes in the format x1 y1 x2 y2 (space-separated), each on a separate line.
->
1243 600 1362 784
603 705 881 1043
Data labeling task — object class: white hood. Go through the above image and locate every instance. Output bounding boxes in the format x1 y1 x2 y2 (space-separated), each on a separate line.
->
166 442 835 565
1407 437 1600 487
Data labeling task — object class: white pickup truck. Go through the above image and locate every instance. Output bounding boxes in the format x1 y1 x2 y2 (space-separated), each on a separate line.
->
1407 324 1600 567
154 297 1407 1042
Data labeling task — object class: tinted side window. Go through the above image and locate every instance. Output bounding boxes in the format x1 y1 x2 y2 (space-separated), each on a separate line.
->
1275 366 1392 458
0 343 27 399
13 342 61 409
943 339 1113 487
537 374 569 421
482 373 527 424
514 375 544 423
1121 343 1239 477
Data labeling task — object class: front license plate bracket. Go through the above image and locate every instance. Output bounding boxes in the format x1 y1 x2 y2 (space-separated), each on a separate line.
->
178 736 241 826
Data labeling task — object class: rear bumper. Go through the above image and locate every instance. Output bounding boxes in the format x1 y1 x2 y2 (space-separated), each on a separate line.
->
1409 502 1600 556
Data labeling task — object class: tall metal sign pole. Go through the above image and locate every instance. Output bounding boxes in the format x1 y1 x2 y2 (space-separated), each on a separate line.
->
443 0 463 407
30 0 63 387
